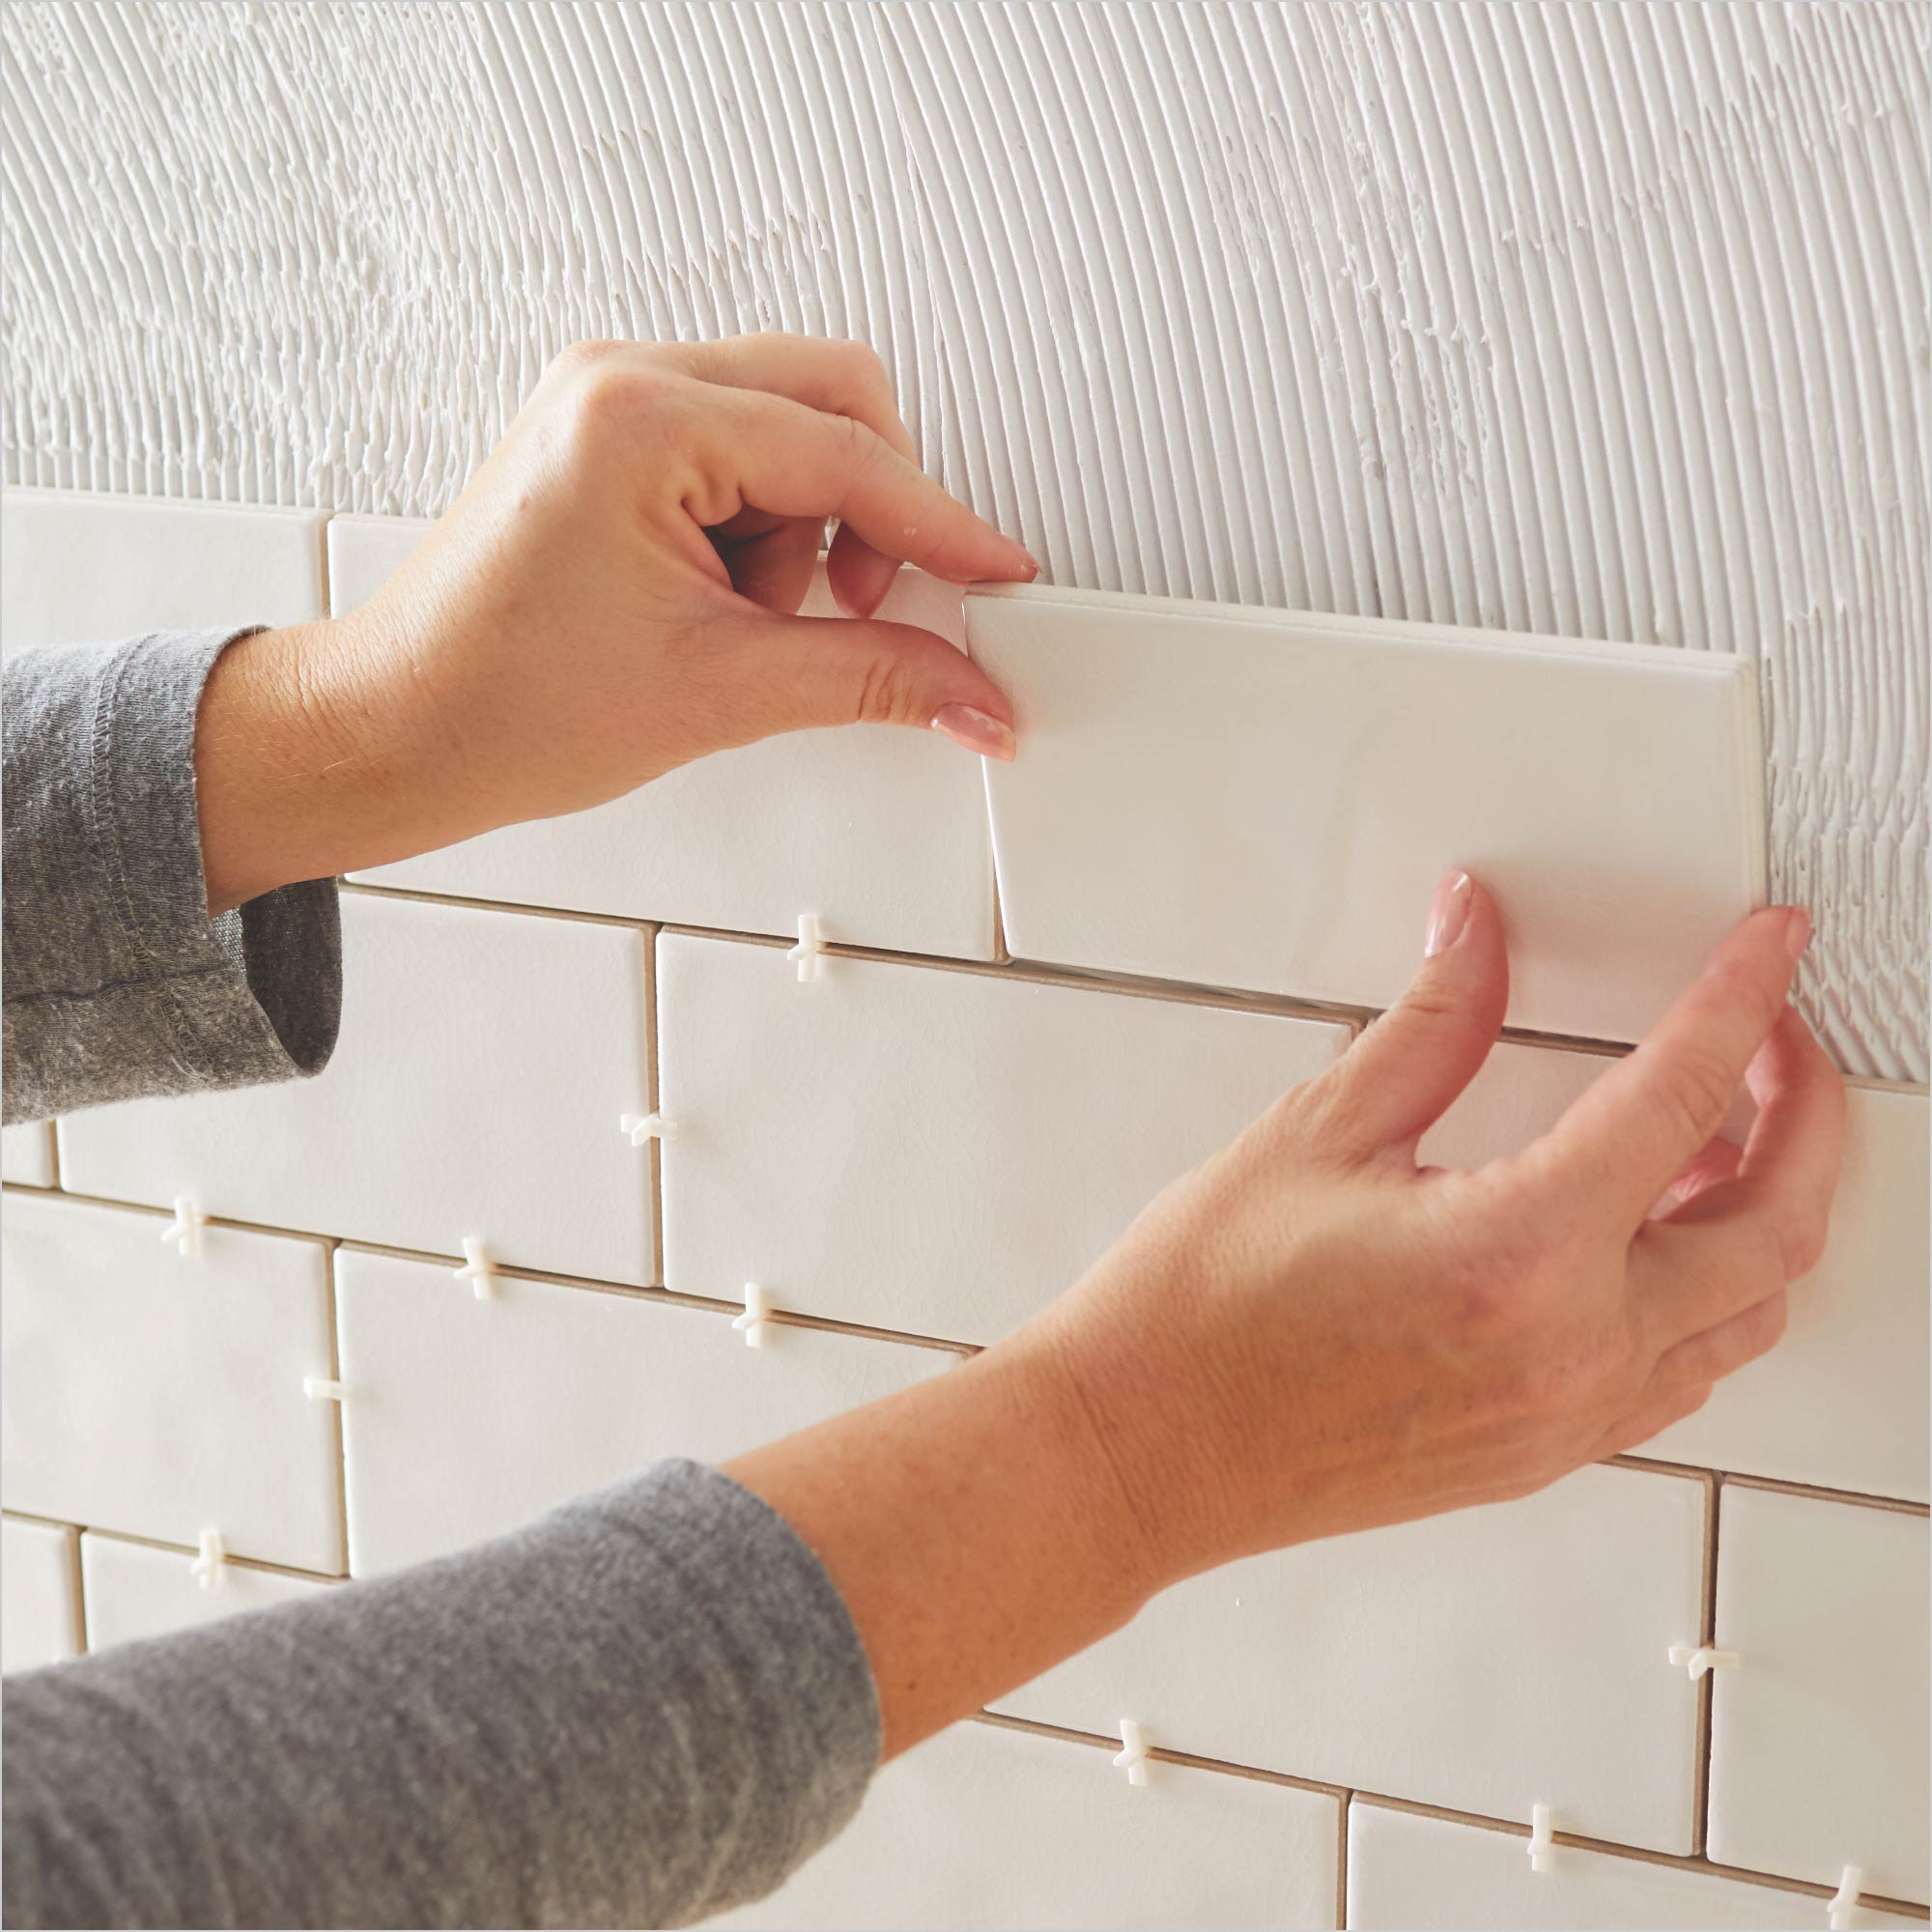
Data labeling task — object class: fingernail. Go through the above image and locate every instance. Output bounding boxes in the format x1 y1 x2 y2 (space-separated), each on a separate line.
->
1424 869 1473 957
930 702 1016 761
1784 906 1812 963
1003 536 1040 579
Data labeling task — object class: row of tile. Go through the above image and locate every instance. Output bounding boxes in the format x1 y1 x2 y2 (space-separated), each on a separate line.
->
43 896 1930 1503
3 1192 1925 1895
4 1518 1911 1932
3 490 1765 1043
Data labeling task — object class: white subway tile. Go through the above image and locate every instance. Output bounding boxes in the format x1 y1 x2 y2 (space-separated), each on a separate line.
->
1 1519 81 1674
1708 1487 1928 1904
1654 1087 1929 1502
1347 1802 1919 1928
0 1194 340 1572
659 935 1348 1342
334 1249 951 1575
1000 1465 1707 1854
1 489 325 654
58 895 654 1286
719 1719 1340 1931
1 1122 55 1187
80 1532 333 1653
1426 1049 1928 1504
330 517 996 957
968 585 1762 1044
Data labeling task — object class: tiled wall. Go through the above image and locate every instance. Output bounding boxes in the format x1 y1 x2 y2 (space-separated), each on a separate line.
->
2 488 1926 1931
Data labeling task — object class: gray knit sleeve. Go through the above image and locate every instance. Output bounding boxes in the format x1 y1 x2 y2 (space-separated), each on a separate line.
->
1 629 341 1125
2 1460 882 1929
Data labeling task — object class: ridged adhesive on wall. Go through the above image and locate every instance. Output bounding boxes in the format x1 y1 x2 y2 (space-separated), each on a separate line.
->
3 2 1925 1077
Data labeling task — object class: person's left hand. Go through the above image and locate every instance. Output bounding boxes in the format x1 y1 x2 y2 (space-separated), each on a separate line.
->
195 334 1035 912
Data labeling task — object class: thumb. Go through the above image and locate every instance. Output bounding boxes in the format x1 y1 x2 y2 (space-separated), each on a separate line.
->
1316 870 1510 1158
747 611 1017 758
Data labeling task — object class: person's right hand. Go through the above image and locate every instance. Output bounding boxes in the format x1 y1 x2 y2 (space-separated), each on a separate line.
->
1024 875 1846 1582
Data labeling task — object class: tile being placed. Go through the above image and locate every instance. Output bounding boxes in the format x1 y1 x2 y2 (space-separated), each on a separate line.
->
58 895 653 1285
1 1519 81 1674
1347 1801 1919 1929
967 584 1764 1043
718 1719 1340 1932
659 935 1348 1342
335 1249 951 1575
332 516 996 957
0 1194 341 1572
1423 1047 1929 1503
1 1122 55 1186
81 1532 334 1654
999 1464 1707 1855
1 489 325 655
1708 1487 1929 1904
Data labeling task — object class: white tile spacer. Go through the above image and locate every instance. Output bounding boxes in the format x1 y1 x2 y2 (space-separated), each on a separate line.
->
619 1112 675 1147
454 1237 497 1300
1668 1643 1740 1679
732 1282 771 1349
159 1196 208 1258
1112 1718 1150 1788
1527 1804 1555 1873
786 913 826 983
302 1376 348 1402
190 1527 226 1592
1828 1865 1862 1929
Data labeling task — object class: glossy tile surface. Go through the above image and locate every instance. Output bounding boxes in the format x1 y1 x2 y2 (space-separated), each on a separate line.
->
57 895 654 1285
1 489 325 654
1 1122 55 1187
1708 1488 1929 1903
1347 1802 1919 1929
335 1250 951 1575
1 1519 81 1674
659 935 1349 1342
1425 1046 1929 1503
1000 1465 1707 1854
969 585 1763 1043
333 517 997 957
0 1194 341 1571
719 1719 1340 1931
80 1531 333 1653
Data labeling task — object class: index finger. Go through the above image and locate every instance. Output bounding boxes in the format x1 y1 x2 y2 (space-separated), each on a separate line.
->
675 384 1037 588
1523 905 1811 1229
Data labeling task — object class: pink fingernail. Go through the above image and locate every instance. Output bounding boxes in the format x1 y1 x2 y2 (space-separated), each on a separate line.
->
1424 869 1472 957
930 703 1016 761
1784 906 1812 962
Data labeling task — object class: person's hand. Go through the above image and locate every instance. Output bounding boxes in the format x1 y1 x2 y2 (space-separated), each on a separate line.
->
195 334 1035 912
728 881 1845 1754
1023 877 1845 1579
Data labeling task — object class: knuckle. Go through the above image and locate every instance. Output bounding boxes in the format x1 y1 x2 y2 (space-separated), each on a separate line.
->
1656 1040 1741 1149
1771 1203 1830 1281
1707 955 1787 1041
851 650 921 725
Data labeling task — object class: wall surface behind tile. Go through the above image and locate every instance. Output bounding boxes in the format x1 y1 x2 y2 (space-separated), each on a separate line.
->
1 0 1927 1078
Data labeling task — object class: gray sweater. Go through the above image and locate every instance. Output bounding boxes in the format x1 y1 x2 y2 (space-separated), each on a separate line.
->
1 630 880 1927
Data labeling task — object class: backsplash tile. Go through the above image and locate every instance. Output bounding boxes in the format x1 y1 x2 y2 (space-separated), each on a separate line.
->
335 1248 951 1575
968 585 1763 1044
58 894 655 1286
331 518 997 957
718 1719 1341 1931
0 489 325 655
1707 1487 1929 1904
1 1122 55 1187
1 1518 81 1674
1 1194 341 1572
658 934 1349 1342
80 1531 333 1653
998 1464 1707 1855
1347 1801 1920 1929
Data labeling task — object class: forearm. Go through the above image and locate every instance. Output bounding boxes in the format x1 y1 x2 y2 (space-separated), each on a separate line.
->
726 1324 1168 1759
2 1463 875 1930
